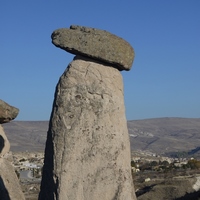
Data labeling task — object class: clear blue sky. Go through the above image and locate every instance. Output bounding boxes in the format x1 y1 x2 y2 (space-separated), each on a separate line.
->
1 1 200 121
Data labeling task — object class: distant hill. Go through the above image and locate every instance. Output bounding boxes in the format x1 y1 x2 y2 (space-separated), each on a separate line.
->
128 117 200 157
3 121 48 152
2 118 200 157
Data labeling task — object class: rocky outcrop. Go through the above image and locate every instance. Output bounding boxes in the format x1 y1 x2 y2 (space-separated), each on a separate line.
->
0 100 19 157
0 99 19 124
137 177 200 200
0 100 18 157
0 100 25 200
51 25 134 71
39 26 136 200
0 125 10 157
0 158 25 200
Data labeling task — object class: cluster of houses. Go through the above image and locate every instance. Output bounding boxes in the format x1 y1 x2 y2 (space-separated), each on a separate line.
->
12 152 44 181
10 150 200 184
131 150 197 173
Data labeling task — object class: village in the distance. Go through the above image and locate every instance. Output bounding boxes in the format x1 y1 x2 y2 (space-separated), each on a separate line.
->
10 149 200 200
12 150 200 182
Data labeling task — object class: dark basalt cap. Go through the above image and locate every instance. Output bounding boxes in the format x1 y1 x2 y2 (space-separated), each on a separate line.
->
51 25 135 71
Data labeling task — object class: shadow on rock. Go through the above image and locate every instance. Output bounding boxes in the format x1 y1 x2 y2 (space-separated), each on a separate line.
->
0 177 11 200
174 191 200 200
136 184 157 197
0 135 4 153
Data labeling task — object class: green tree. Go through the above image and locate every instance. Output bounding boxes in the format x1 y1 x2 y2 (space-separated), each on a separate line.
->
150 161 158 167
162 160 169 166
187 159 200 169
131 161 136 168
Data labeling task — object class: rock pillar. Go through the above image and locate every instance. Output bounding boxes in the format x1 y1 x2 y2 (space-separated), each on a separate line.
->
0 99 25 200
39 25 136 200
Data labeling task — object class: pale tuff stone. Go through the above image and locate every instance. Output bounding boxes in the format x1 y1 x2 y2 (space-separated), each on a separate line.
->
0 100 24 199
0 158 25 200
39 56 136 200
0 125 10 157
0 99 19 124
51 25 135 71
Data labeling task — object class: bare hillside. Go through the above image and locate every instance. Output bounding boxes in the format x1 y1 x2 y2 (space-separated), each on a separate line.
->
3 121 48 152
128 117 200 157
2 118 200 157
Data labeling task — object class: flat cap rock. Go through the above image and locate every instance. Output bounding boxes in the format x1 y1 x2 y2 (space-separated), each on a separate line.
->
51 25 135 71
0 100 19 124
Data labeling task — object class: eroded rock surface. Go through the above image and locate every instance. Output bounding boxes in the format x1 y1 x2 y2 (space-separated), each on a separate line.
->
0 125 10 157
39 56 136 200
0 99 24 199
0 100 19 124
0 158 25 200
51 25 134 71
